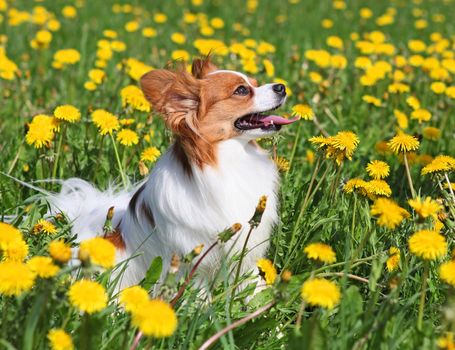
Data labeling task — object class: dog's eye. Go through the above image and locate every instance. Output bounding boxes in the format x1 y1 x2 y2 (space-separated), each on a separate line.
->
234 86 249 96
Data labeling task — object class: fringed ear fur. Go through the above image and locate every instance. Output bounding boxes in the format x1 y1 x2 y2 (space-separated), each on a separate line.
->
191 57 218 79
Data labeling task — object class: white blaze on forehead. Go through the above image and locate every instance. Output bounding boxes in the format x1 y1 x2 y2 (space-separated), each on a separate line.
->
207 70 254 87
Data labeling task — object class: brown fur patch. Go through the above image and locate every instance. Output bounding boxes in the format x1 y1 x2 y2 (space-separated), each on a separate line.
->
104 228 126 250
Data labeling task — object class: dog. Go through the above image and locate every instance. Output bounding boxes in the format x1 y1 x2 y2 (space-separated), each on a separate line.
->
50 58 297 291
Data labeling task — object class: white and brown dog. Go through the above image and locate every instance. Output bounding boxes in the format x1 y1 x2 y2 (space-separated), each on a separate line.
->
51 58 297 290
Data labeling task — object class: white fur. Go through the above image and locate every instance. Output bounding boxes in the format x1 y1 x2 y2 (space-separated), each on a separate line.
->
50 139 279 290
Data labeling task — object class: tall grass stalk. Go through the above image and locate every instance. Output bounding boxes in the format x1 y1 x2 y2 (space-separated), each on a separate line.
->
109 133 128 188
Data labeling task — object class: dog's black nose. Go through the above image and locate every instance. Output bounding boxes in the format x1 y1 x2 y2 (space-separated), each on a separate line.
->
272 83 286 96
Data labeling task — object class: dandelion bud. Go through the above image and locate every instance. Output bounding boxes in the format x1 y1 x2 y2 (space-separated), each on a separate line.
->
170 253 180 274
281 269 292 283
218 223 242 243
183 244 204 263
138 160 149 176
103 206 114 234
249 195 267 227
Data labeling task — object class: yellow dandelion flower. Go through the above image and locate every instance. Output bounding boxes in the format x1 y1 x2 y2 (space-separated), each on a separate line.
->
387 133 420 154
440 261 455 287
84 81 97 91
408 197 442 220
370 198 410 229
171 32 186 45
406 96 421 110
445 86 455 99
88 69 105 84
32 219 57 235
304 243 336 263
27 256 59 278
300 278 340 309
344 178 368 197
438 332 455 349
366 160 390 179
79 237 116 269
26 114 55 148
62 6 77 18
256 258 277 285
47 329 74 350
365 179 392 198
120 285 149 313
275 156 290 172
131 299 177 338
291 104 314 120
411 108 431 124
53 49 80 66
54 105 81 123
2 237 29 262
421 155 455 175
141 147 161 163
409 230 446 260
431 81 446 94
120 85 150 112
0 261 35 296
49 240 72 263
68 280 108 314
362 95 381 107
91 109 120 135
422 126 441 141
386 247 400 272
0 222 22 247
330 131 359 160
117 129 139 147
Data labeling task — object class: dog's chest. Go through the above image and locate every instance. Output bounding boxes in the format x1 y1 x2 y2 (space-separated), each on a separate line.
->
149 139 279 236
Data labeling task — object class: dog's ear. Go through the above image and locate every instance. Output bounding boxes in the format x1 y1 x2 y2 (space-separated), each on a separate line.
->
191 57 218 79
141 69 201 135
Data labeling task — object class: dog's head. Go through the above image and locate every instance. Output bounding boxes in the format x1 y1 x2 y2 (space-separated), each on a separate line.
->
140 58 296 166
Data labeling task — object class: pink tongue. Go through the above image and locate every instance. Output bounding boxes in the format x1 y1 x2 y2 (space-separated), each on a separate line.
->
261 115 299 126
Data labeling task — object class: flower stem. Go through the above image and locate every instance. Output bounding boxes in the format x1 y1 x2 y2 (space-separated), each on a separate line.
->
417 261 429 331
444 173 455 202
230 225 255 313
52 124 66 183
287 121 302 176
403 153 416 198
110 133 128 188
199 301 275 350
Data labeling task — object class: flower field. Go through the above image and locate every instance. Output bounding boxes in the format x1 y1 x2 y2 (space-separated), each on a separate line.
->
1 0 455 349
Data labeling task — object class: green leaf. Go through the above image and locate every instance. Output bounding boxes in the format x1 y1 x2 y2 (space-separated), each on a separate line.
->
141 256 163 291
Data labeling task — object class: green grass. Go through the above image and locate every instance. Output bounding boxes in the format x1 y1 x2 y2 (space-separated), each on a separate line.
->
1 0 455 349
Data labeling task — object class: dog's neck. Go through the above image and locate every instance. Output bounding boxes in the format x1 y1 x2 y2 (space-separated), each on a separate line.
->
173 136 258 176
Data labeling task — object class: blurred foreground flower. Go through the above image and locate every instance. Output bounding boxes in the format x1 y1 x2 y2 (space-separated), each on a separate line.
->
0 261 35 296
131 299 177 338
68 280 108 314
79 237 116 268
301 278 340 309
304 242 336 263
47 328 74 350
256 258 277 285
409 230 447 260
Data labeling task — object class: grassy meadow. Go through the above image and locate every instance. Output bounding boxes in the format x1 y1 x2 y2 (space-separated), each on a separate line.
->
1 0 455 349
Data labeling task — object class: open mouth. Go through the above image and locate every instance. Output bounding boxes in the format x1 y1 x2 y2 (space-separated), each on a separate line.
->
234 111 299 131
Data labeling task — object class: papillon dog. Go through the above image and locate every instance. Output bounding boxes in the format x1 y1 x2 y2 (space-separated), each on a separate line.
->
50 58 297 290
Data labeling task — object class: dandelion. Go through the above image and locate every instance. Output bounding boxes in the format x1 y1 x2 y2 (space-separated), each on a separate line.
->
120 285 149 312
423 127 441 141
1 237 29 262
422 155 455 175
88 69 105 84
406 96 420 110
256 258 277 285
68 280 108 314
26 114 55 148
387 133 420 154
32 219 57 235
411 108 432 124
131 299 177 338
409 230 447 260
304 243 336 263
386 247 400 272
91 109 120 135
54 105 81 123
408 197 442 220
366 160 390 179
120 85 151 112
0 222 22 247
291 104 314 120
275 156 290 172
27 256 59 278
431 82 446 94
329 131 359 160
49 240 72 263
344 178 368 196
370 198 410 229
47 329 74 350
53 49 81 66
0 261 35 296
439 261 455 287
365 179 392 198
362 95 381 107
117 129 139 147
300 278 340 309
79 237 116 269
141 147 161 163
